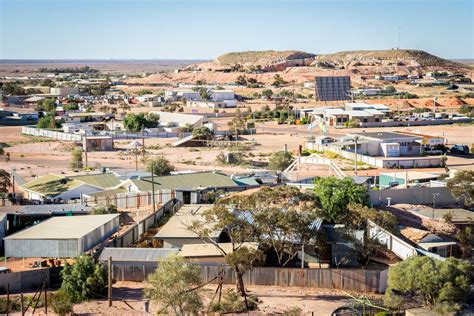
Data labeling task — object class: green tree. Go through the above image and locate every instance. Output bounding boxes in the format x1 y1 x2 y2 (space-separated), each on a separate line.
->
187 199 264 306
447 170 474 208
36 98 56 112
0 169 12 198
456 227 472 258
227 112 246 136
123 113 159 132
344 202 397 232
249 186 323 266
268 151 293 171
236 75 247 86
144 255 203 315
70 148 84 170
145 156 175 176
60 255 107 303
198 87 211 101
63 103 79 111
272 74 287 87
2 82 26 95
384 85 396 93
384 256 473 312
261 89 273 99
37 114 60 129
313 177 369 223
192 126 214 140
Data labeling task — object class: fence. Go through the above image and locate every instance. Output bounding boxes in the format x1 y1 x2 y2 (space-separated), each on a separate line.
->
105 198 177 248
360 118 473 128
0 268 50 293
367 220 418 260
83 190 174 209
369 186 456 207
22 126 83 141
111 264 387 293
306 142 443 169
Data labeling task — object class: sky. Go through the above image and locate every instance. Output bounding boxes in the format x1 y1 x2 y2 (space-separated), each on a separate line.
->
0 0 473 60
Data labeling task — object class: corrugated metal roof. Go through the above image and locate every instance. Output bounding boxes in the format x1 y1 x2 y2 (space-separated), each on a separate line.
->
155 204 220 239
99 247 178 262
4 214 119 240
0 204 91 215
22 174 84 197
132 172 238 191
71 173 121 189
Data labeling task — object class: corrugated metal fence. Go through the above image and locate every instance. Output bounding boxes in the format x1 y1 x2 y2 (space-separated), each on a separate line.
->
111 264 387 293
105 199 177 248
84 190 174 209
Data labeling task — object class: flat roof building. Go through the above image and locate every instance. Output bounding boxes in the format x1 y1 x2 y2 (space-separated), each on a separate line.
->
154 204 222 248
4 214 119 258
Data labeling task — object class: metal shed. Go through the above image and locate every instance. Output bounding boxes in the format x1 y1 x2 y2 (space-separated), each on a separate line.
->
4 214 119 258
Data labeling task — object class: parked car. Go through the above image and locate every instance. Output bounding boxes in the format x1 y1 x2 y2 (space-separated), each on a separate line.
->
449 144 469 155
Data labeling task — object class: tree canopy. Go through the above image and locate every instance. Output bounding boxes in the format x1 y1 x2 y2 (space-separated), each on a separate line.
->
144 255 203 315
60 255 107 303
0 169 12 197
192 126 214 140
268 151 293 171
313 177 369 223
447 170 474 208
123 113 160 132
145 156 175 176
384 256 473 312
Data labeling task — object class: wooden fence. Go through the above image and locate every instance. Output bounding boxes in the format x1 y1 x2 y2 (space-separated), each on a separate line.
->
111 264 388 293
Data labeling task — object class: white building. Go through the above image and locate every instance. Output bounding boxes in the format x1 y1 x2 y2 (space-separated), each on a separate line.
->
210 89 234 102
151 111 205 128
164 89 201 102
50 87 80 97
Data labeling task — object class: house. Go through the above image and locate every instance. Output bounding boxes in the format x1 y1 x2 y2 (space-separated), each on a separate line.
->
50 87 79 97
83 136 114 151
309 107 384 126
345 102 391 115
154 204 224 248
399 226 456 258
209 89 234 102
347 131 422 157
124 171 241 204
21 172 122 202
4 214 119 258
135 94 162 107
164 89 201 102
186 100 236 109
378 171 441 188
151 111 204 128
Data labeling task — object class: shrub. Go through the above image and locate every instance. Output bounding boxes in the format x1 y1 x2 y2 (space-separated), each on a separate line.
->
50 290 74 316
60 255 107 303
210 289 259 313
268 151 293 171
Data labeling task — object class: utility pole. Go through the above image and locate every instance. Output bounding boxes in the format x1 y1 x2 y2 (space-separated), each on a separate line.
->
354 136 359 176
84 135 88 169
108 256 112 307
44 282 48 314
151 160 156 213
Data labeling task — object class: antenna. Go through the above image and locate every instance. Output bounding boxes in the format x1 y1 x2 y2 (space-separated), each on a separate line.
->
398 25 401 49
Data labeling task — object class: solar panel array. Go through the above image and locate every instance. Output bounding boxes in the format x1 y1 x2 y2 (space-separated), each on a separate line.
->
314 76 351 101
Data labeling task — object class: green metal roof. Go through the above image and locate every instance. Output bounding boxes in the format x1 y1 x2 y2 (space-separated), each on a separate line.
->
71 173 121 189
131 172 238 191
22 174 83 197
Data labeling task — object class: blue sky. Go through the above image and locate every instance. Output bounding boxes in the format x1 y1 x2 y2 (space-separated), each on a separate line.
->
1 0 473 59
